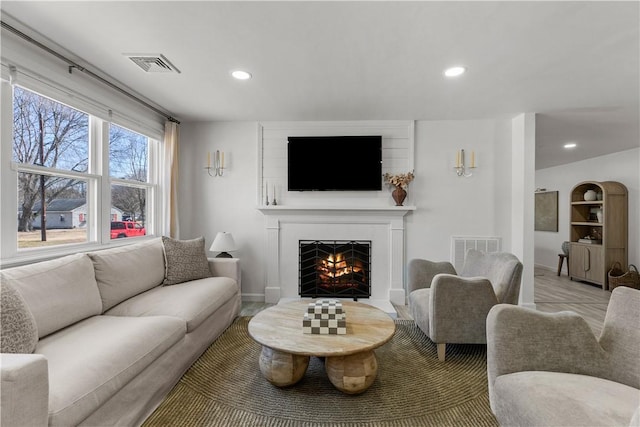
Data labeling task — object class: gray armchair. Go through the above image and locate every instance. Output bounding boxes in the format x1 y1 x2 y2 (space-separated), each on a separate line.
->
487 286 640 426
408 249 523 361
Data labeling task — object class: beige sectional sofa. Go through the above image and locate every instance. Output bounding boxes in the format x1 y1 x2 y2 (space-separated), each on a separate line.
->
0 237 241 427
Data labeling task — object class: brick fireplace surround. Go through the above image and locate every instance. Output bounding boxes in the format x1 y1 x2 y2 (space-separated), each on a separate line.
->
258 206 415 315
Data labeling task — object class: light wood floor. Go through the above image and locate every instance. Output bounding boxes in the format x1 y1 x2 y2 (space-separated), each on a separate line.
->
534 266 610 335
241 267 611 335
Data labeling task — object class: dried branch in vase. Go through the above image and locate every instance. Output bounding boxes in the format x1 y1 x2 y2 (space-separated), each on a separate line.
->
383 171 415 189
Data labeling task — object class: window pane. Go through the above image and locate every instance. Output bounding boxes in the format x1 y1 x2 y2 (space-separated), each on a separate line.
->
109 124 149 182
13 87 89 172
17 173 88 248
110 184 147 239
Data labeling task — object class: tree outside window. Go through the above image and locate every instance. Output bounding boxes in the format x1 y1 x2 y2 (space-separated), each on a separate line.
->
12 86 156 248
13 87 88 236
109 124 151 238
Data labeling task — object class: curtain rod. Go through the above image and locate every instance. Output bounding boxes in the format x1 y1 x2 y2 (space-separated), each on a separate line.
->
1 20 180 125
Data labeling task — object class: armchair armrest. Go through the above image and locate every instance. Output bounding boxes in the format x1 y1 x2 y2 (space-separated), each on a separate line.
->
486 305 607 399
407 259 457 294
428 274 498 343
208 258 241 288
1 353 49 427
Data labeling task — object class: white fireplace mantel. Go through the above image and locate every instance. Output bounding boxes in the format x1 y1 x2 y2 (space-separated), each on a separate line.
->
258 205 415 310
258 205 416 213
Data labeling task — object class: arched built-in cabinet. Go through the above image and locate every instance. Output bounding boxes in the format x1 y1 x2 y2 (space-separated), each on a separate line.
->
569 181 628 290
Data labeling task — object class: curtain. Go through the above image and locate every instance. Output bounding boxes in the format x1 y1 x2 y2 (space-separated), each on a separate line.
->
162 121 180 238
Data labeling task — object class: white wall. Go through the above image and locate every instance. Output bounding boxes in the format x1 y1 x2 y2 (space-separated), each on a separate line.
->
406 120 514 262
179 122 266 300
179 119 516 301
535 147 640 271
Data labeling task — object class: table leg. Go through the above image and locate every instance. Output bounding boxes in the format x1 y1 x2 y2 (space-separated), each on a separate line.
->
325 350 378 394
557 255 563 276
259 346 309 387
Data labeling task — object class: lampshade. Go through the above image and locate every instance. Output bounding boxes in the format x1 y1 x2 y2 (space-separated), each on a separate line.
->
209 232 237 258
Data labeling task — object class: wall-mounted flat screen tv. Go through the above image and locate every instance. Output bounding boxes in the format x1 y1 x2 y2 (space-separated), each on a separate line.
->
287 136 382 191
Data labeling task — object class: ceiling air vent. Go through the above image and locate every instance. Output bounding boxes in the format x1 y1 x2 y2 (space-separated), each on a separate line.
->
125 54 181 74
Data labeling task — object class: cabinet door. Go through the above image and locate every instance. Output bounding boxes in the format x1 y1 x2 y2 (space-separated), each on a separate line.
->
569 244 604 285
584 245 604 285
569 244 587 281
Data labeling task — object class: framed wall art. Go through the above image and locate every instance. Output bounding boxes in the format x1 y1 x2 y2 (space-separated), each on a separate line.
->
535 190 559 232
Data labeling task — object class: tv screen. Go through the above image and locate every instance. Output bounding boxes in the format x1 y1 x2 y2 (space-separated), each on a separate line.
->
288 136 382 191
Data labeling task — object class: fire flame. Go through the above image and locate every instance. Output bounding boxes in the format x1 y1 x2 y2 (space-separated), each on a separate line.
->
317 253 364 288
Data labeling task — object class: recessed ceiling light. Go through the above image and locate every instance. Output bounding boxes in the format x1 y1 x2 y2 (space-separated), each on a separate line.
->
444 66 466 77
231 70 252 80
564 143 577 149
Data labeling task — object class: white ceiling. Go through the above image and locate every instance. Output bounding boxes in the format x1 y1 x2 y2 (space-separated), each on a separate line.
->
1 1 638 169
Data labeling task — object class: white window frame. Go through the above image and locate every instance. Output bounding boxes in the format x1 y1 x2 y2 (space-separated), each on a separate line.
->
1 81 161 267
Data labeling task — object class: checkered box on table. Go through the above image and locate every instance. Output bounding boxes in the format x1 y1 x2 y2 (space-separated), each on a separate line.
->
302 313 346 335
307 299 344 316
308 312 346 320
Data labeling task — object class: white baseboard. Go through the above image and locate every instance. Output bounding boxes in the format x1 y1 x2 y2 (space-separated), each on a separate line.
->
534 263 556 272
389 288 406 306
241 293 265 302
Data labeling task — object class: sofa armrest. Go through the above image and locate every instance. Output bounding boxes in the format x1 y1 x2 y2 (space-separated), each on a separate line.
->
1 353 49 427
486 305 607 402
407 259 457 294
428 274 498 342
208 258 241 288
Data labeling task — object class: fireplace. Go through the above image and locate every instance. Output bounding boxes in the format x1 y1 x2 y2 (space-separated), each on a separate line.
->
299 240 371 299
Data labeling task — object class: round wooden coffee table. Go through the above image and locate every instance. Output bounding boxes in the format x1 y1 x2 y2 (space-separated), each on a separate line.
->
248 300 396 394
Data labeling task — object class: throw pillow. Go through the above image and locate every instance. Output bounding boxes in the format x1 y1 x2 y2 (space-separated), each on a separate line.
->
1 281 38 353
162 236 212 285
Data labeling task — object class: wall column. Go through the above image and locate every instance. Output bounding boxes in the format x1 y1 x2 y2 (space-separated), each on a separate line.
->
511 113 536 309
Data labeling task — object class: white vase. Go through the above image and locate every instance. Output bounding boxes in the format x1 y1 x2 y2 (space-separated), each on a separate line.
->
596 208 603 223
584 190 597 201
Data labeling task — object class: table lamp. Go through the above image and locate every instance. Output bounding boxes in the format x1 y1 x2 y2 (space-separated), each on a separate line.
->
210 232 237 258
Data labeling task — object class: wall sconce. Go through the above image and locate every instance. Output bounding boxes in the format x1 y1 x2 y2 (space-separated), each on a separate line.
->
209 232 237 258
454 149 476 177
205 150 226 177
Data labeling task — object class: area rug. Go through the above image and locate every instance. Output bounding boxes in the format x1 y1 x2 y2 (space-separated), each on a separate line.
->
143 317 498 427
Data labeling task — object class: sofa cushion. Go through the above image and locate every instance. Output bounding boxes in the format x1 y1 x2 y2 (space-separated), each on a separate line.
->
0 254 102 338
106 276 238 333
0 281 38 353
36 315 185 426
88 238 165 311
161 236 212 286
493 371 640 427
